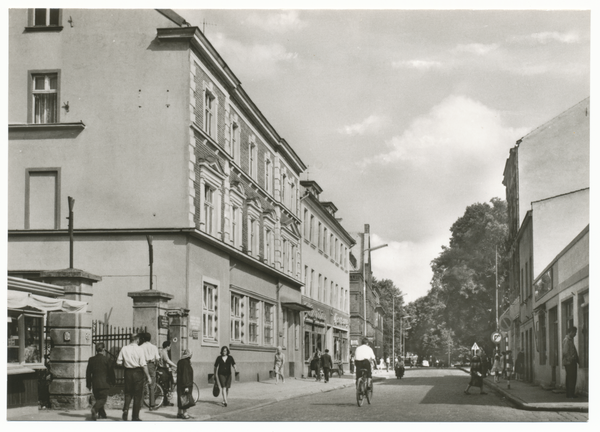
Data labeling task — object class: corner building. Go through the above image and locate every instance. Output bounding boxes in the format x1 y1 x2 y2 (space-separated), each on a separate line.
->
8 8 308 388
299 181 355 375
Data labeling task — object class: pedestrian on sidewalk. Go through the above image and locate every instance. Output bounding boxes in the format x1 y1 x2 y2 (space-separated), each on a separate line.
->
214 345 237 407
274 346 285 384
386 356 390 372
140 332 160 411
464 350 487 395
86 342 115 420
491 353 503 383
515 350 524 381
158 341 177 406
310 349 322 381
117 333 151 421
321 349 333 383
562 326 579 399
350 352 355 374
176 349 195 419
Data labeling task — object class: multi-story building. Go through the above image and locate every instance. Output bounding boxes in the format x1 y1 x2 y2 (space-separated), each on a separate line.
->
500 98 589 393
299 180 354 374
349 224 386 359
8 8 309 395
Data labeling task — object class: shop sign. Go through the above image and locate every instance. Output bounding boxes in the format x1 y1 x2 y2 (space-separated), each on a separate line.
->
333 314 349 328
158 315 169 329
303 302 326 323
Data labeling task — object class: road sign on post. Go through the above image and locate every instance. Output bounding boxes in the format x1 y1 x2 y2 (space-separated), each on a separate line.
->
491 332 502 345
471 342 480 357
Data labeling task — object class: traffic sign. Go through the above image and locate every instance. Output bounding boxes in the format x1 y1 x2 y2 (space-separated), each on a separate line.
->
471 342 479 352
491 332 502 345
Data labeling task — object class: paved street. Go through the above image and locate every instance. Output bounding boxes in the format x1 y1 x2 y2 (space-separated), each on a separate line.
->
208 369 587 422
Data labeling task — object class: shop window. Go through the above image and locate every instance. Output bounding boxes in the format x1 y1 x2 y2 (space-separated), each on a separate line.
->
538 311 547 365
202 282 218 342
264 303 274 346
249 298 260 344
7 311 43 365
304 331 310 361
230 294 243 343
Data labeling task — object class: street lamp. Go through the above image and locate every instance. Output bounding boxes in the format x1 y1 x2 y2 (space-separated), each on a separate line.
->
392 295 402 367
363 243 388 338
401 315 411 359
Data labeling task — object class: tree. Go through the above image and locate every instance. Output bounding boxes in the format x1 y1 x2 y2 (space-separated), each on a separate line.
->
372 278 404 359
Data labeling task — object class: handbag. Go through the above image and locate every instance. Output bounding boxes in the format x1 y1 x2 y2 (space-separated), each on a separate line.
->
179 390 195 409
213 381 220 397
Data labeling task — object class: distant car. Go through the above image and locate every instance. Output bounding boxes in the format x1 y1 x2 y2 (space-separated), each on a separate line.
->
422 360 429 367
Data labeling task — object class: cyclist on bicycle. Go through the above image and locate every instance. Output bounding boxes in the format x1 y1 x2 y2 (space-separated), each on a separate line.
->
354 337 376 390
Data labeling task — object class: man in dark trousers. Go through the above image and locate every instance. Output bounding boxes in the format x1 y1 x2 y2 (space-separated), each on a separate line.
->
321 349 333 383
117 333 151 421
562 326 579 398
86 342 115 420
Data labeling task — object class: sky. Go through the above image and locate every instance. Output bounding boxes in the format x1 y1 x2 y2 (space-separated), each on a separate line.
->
171 4 591 303
1 2 592 305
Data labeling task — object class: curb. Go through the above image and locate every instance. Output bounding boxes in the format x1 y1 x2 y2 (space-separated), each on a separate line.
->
457 367 588 413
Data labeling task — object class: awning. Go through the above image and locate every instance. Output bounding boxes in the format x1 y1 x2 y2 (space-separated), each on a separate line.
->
8 290 88 313
281 302 313 312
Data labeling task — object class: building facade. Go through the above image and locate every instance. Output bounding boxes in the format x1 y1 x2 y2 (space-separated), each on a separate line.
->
349 225 385 359
299 180 354 373
500 98 589 394
8 8 310 394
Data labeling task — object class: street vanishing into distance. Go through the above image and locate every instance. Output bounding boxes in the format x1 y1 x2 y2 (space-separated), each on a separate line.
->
208 369 587 422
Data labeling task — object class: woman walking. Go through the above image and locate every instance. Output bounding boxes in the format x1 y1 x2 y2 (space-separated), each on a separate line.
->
491 353 503 383
176 349 194 419
214 346 237 407
310 349 322 381
274 346 285 384
464 350 487 395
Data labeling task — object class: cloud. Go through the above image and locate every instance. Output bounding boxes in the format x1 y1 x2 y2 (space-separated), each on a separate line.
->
510 31 581 45
392 59 443 70
246 10 307 33
453 43 499 55
361 95 529 168
209 32 298 79
369 233 445 303
338 115 385 136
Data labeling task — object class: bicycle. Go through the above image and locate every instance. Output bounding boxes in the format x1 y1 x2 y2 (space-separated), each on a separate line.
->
143 368 200 409
355 369 373 407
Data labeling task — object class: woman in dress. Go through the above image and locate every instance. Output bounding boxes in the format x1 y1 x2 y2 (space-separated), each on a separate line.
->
311 349 322 381
464 350 487 395
214 346 237 407
491 353 503 383
274 346 285 384
176 349 194 419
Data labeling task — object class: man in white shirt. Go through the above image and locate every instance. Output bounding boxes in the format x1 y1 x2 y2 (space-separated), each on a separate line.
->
117 333 151 421
140 332 160 410
354 337 376 389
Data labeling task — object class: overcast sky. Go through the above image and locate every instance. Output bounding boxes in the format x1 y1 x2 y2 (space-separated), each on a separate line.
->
173 5 591 303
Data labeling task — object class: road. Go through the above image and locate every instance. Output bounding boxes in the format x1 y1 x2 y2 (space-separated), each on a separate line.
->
209 368 587 422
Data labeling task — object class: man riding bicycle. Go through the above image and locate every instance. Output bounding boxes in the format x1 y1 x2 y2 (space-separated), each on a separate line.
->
354 337 376 390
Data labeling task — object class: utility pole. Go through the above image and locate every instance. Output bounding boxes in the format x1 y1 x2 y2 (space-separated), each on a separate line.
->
147 235 154 290
67 196 75 268
496 246 499 331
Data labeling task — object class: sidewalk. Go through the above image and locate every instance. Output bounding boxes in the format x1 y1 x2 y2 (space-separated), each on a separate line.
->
8 371 382 422
457 367 588 413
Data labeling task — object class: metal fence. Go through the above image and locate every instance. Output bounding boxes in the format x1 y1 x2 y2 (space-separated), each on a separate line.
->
91 321 146 386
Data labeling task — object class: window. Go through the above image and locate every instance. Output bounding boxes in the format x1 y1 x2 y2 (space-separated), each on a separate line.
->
31 9 61 27
204 185 214 234
324 277 328 305
31 73 58 124
323 228 328 255
290 182 296 213
318 222 322 250
304 266 309 295
26 169 60 229
249 218 258 255
8 311 44 365
288 243 294 274
231 205 239 246
310 269 315 298
230 121 240 164
330 281 335 307
231 294 242 343
310 215 315 243
264 303 274 346
249 298 260 344
318 274 323 302
281 174 287 204
330 234 334 256
265 158 273 194
303 209 309 238
282 239 288 272
265 228 273 266
202 283 218 342
249 142 257 179
204 90 215 137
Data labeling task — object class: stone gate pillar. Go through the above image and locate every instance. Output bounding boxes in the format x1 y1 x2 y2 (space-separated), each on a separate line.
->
39 268 101 409
127 290 174 348
166 308 189 363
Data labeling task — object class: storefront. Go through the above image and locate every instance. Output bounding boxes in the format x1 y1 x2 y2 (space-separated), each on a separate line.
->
7 277 88 409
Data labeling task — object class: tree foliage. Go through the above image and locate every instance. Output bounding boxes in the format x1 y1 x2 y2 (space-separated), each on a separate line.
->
405 198 509 360
372 278 404 358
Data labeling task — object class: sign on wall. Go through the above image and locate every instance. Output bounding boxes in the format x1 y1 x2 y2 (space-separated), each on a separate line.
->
189 316 201 340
